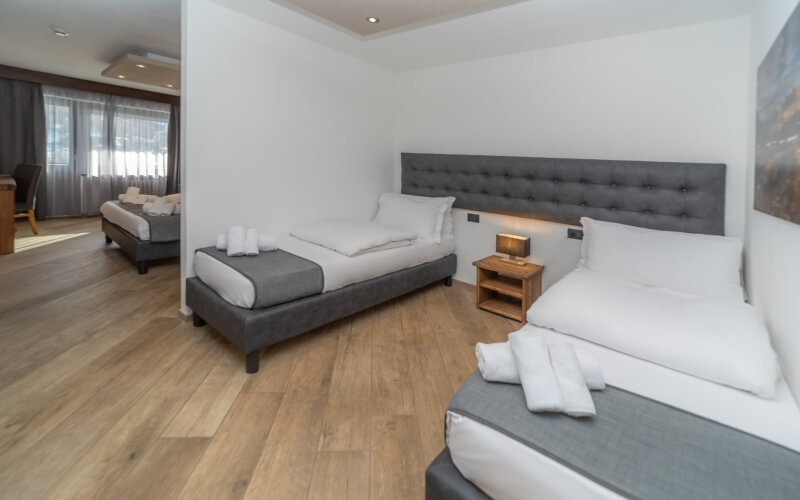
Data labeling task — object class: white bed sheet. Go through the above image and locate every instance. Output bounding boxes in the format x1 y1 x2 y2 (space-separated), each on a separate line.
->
194 235 455 309
446 324 800 500
100 201 150 241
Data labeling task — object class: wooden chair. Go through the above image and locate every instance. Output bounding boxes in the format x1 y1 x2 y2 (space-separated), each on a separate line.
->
13 164 43 235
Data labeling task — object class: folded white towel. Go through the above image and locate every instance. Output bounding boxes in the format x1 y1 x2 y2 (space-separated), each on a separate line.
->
245 228 259 256
146 197 175 216
142 202 154 212
549 340 596 418
173 203 181 215
226 226 246 257
508 330 564 412
476 341 605 390
216 234 227 251
258 233 277 252
124 186 140 197
165 193 181 204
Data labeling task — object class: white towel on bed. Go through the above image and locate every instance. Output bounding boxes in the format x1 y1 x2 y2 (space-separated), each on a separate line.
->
146 197 175 216
245 228 259 256
215 232 277 252
549 339 597 417
476 340 605 390
508 330 564 413
226 226 246 257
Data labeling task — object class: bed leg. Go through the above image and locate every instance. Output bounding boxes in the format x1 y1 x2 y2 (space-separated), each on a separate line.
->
192 313 206 327
444 276 453 287
245 351 260 374
105 235 112 244
138 261 149 275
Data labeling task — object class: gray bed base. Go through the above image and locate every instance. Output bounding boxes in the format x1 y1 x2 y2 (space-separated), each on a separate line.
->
102 217 180 274
426 449 489 500
187 253 457 373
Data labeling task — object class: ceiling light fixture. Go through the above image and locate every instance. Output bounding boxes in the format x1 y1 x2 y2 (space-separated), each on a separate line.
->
117 74 126 79
135 64 146 68
50 25 70 37
366 16 380 24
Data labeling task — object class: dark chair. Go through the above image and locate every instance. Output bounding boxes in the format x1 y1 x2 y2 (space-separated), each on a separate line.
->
13 164 43 235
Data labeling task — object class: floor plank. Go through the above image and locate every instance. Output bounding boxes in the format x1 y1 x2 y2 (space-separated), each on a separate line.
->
307 451 370 500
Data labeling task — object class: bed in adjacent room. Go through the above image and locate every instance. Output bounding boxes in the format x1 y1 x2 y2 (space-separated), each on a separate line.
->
187 192 457 373
100 192 181 274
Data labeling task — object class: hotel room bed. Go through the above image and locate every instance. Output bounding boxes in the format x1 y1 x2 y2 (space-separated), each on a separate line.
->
100 199 180 274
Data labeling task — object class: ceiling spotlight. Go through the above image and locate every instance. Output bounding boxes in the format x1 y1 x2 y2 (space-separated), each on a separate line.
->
366 16 380 24
51 25 70 37
135 64 146 68
117 74 126 79
166 84 174 88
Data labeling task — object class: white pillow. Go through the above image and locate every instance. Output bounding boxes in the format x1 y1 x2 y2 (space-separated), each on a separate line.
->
378 193 455 243
527 268 781 398
374 193 448 242
165 193 181 203
580 217 744 300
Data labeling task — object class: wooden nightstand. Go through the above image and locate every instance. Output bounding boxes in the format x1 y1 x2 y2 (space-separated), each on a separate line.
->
473 255 543 322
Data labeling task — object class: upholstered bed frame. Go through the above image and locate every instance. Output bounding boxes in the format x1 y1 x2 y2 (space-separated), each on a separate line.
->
102 217 180 274
402 152 728 499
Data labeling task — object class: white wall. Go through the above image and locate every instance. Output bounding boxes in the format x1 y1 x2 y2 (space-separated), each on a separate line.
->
180 0 396 311
746 0 800 400
397 17 751 288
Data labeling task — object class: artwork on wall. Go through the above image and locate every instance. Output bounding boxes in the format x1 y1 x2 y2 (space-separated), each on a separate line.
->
755 0 800 225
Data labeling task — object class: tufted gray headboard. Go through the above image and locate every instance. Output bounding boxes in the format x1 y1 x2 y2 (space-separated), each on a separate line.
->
401 153 726 235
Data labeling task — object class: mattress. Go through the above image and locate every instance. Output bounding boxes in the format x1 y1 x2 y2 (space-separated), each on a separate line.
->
194 235 456 309
446 325 800 500
100 201 150 240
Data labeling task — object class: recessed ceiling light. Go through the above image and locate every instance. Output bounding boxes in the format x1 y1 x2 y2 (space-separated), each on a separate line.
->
166 84 174 88
50 25 70 37
135 64 146 68
366 16 380 24
117 74 126 79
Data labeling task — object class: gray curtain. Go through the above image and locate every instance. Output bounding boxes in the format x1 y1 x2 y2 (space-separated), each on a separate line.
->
0 78 47 218
166 104 180 194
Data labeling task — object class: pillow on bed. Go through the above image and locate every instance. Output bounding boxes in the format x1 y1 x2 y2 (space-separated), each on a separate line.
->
386 193 456 243
527 268 781 398
580 217 744 300
374 193 448 242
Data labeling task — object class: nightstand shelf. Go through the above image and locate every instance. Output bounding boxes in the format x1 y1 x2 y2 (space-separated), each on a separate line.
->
473 256 543 322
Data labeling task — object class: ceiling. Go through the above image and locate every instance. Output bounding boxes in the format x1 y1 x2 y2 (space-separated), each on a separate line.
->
0 0 180 95
274 0 525 37
217 0 754 72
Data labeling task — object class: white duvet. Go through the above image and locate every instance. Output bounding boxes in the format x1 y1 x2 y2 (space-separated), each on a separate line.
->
527 267 781 398
290 220 416 257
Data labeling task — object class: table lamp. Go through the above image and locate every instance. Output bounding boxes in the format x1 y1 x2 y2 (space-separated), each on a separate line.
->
496 233 530 265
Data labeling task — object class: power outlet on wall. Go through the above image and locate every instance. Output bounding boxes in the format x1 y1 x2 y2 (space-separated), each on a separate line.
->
467 213 480 223
567 228 584 240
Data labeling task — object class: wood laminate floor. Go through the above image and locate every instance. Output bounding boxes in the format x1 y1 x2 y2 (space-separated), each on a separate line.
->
0 217 520 500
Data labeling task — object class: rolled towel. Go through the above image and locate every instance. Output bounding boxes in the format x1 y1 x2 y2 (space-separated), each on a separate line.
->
216 234 227 251
226 226 246 257
476 341 605 390
549 340 596 418
508 330 563 413
258 233 277 252
245 228 259 256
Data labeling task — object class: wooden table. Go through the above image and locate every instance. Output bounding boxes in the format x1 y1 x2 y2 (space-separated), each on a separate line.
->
0 175 16 255
473 255 543 322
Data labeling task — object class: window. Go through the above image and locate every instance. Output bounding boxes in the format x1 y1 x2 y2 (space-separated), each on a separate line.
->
43 86 172 216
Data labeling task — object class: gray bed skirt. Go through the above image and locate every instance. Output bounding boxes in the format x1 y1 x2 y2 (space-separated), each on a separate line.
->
187 253 457 373
426 449 490 500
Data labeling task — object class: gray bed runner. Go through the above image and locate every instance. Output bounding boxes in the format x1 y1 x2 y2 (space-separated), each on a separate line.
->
116 202 180 242
448 372 800 499
196 247 323 310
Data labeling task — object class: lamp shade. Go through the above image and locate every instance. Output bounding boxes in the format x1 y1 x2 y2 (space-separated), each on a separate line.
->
496 233 530 258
